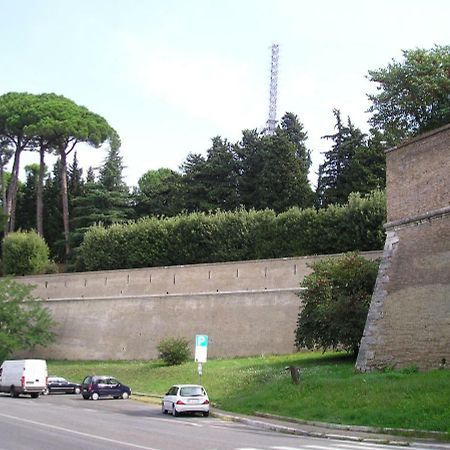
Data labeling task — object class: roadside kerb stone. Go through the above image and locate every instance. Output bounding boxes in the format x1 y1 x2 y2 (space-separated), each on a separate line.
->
255 411 449 441
211 410 410 446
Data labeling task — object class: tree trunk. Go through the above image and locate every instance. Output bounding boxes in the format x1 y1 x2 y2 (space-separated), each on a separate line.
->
5 143 22 233
59 149 71 258
36 146 46 236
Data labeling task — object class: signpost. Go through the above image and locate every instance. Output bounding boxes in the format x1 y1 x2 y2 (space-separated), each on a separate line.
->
195 335 208 384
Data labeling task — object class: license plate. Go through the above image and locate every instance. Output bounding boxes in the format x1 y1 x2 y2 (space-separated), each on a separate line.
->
187 399 200 404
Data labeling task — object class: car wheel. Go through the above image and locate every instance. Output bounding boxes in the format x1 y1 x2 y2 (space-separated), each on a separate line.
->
10 386 19 398
172 403 180 417
82 394 89 400
121 392 129 400
74 387 81 395
42 387 49 395
202 411 209 417
91 392 99 400
161 402 167 414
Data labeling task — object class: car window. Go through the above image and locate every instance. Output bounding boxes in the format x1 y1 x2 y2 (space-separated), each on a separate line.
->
109 378 119 385
180 386 204 397
167 386 178 395
82 376 92 384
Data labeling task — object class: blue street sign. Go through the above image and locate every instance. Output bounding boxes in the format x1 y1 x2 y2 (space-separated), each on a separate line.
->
196 335 208 347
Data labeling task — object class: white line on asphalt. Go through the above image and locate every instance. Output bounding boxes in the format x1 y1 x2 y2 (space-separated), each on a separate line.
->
271 446 307 450
151 417 203 427
334 443 408 449
0 412 159 450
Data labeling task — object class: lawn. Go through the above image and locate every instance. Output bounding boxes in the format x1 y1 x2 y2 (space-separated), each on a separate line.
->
48 352 450 434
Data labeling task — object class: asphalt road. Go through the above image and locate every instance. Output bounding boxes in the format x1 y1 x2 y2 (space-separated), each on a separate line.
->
0 393 448 450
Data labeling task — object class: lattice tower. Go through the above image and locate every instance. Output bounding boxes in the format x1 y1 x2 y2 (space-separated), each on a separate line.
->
265 43 279 135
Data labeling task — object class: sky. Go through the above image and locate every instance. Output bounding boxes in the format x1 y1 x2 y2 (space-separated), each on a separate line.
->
0 0 449 188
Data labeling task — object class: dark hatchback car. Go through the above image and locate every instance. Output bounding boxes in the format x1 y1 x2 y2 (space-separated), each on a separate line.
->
43 377 82 395
81 375 131 400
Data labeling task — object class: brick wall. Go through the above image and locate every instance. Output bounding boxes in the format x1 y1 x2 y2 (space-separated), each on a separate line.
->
357 124 450 371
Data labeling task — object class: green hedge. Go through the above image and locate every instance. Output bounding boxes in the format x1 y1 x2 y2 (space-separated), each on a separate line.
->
76 191 386 271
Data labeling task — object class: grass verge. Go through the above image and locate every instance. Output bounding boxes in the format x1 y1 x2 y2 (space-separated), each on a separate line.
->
48 352 450 434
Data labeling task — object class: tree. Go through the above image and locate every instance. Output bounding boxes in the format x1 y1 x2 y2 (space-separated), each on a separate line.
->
316 110 367 207
180 152 210 212
33 94 120 258
295 252 379 355
133 168 184 218
70 146 131 253
43 160 64 259
15 164 39 231
236 113 313 212
201 137 240 211
279 112 312 175
0 93 39 232
0 277 55 361
0 139 13 211
367 45 450 144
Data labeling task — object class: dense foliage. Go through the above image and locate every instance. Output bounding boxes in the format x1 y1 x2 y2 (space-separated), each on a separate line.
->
157 337 191 366
2 230 51 275
368 45 450 144
0 278 55 361
76 191 385 271
295 252 379 355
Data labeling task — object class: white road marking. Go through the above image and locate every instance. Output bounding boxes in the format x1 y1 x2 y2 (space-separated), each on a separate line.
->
0 412 159 450
151 417 203 427
271 446 304 450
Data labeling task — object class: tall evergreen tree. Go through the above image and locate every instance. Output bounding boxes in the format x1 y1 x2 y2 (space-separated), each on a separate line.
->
180 152 210 212
202 137 240 211
236 113 313 212
316 110 367 207
71 146 131 247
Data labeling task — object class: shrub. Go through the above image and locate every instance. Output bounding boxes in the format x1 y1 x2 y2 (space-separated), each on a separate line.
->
2 231 51 275
157 337 191 365
295 252 379 355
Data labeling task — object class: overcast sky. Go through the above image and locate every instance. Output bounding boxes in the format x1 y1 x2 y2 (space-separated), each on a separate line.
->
1 0 449 188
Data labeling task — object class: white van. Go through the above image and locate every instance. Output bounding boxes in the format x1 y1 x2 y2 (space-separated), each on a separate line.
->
0 359 48 398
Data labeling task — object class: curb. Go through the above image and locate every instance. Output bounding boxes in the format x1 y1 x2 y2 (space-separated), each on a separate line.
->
211 411 411 446
254 412 450 441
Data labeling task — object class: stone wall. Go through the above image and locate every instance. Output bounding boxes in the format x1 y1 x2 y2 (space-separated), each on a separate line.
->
356 124 450 371
16 252 381 360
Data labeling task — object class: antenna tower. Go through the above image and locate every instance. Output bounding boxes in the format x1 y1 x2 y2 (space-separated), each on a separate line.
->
266 43 279 135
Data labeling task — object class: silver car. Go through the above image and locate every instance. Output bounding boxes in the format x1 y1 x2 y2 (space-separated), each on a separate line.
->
162 384 210 417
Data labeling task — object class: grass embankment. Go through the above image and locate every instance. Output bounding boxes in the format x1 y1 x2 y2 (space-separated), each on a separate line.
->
48 352 450 434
